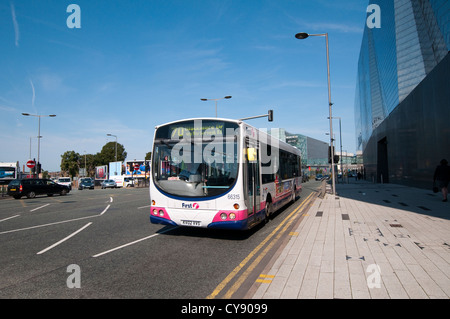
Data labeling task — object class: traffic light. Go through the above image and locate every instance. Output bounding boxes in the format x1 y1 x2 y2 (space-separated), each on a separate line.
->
268 110 273 122
328 146 339 163
328 146 334 164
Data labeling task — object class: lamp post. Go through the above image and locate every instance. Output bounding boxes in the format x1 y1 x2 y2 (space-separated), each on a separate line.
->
106 134 118 162
295 32 335 195
22 113 56 175
200 96 232 117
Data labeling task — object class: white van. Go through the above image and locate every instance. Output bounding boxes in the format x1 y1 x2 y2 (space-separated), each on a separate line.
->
111 176 124 188
110 176 136 188
57 177 72 190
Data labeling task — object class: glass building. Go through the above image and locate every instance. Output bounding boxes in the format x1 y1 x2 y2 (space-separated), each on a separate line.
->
354 0 450 188
266 128 332 175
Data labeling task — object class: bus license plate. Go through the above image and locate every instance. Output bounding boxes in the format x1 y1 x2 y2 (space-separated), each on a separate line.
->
181 220 201 227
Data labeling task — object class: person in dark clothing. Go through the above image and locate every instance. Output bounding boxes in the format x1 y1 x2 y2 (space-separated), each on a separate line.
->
433 159 450 202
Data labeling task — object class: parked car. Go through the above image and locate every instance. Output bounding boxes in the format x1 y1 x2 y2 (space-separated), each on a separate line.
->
78 178 94 190
101 179 117 189
57 177 72 190
315 174 323 181
7 179 70 199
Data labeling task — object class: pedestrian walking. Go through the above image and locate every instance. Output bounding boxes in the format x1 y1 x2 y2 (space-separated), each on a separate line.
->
433 159 450 202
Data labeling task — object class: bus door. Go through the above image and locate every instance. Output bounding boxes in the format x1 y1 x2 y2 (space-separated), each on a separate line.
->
245 138 260 225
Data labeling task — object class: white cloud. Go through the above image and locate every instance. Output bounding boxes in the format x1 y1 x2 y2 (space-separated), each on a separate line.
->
29 79 35 109
10 2 20 47
287 15 363 34
34 72 74 94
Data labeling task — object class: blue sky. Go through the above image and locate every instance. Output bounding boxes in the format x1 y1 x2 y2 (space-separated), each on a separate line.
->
1 0 367 172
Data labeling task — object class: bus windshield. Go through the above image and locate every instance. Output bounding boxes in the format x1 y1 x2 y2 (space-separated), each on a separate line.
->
152 120 240 198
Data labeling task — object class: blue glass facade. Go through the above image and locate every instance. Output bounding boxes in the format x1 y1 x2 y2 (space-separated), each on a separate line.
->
355 0 450 188
355 0 450 152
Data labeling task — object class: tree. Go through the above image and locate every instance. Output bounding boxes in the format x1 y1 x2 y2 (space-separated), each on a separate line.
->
81 153 98 178
60 142 128 178
60 151 80 178
145 151 152 161
96 142 127 166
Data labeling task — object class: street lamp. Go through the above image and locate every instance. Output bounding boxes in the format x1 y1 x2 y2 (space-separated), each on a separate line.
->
200 96 232 117
107 134 118 162
22 113 56 175
295 32 336 195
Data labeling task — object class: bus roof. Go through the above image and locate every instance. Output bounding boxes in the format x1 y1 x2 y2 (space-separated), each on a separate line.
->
154 117 241 129
154 117 300 155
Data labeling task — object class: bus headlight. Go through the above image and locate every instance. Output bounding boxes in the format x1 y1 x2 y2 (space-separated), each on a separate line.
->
159 210 164 217
152 209 158 215
220 213 227 220
229 213 236 220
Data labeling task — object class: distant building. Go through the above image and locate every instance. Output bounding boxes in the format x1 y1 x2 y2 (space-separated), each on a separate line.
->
354 0 450 187
266 128 332 175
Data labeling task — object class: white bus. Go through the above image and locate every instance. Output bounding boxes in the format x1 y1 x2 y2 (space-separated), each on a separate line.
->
149 118 302 230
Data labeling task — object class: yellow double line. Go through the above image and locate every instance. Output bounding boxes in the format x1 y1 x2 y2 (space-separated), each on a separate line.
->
207 192 314 299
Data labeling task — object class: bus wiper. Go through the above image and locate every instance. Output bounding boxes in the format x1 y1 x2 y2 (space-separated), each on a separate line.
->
157 139 173 149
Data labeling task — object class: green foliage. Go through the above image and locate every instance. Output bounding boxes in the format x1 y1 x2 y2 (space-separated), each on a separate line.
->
60 150 80 178
95 142 127 165
60 142 138 177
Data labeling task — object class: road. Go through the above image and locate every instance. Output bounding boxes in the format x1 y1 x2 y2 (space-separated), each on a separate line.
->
0 181 320 298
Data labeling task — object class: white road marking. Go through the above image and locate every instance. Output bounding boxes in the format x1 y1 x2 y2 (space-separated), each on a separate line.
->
0 202 110 235
92 226 178 258
0 215 20 223
0 215 96 235
110 197 113 203
37 222 92 255
30 203 50 212
137 205 151 209
100 204 110 215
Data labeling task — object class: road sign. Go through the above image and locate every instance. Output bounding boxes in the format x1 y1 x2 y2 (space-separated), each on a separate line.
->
26 160 36 168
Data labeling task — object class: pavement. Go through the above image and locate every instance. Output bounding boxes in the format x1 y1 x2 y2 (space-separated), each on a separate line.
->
249 179 450 299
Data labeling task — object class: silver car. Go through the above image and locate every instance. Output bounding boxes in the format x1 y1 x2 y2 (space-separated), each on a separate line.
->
101 179 117 189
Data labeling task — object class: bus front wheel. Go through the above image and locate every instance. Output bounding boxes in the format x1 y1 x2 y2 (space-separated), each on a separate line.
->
265 200 272 223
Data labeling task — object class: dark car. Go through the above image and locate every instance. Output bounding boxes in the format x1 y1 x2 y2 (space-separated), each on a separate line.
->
78 178 94 190
7 179 70 199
